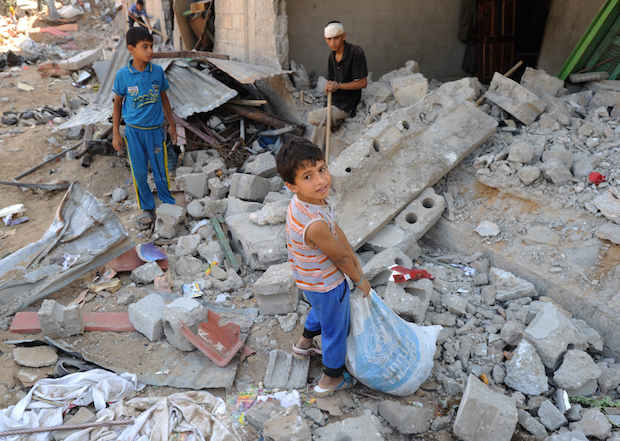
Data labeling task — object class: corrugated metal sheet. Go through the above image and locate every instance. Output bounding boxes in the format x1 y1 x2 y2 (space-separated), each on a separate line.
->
206 57 291 84
55 38 237 131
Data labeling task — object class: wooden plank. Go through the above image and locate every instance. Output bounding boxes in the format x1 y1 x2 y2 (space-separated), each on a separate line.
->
173 0 197 49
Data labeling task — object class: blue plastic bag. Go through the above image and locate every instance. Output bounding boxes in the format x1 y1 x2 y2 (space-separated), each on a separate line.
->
346 289 441 396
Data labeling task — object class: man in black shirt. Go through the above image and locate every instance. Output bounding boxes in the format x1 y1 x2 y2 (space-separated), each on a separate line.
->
309 21 368 153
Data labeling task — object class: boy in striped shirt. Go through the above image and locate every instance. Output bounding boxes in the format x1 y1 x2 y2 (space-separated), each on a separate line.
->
276 138 371 397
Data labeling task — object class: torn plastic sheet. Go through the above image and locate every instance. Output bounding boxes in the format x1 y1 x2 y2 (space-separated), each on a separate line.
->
0 184 134 317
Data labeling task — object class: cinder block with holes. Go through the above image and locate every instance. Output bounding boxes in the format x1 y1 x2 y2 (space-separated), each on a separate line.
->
224 212 287 270
393 188 445 240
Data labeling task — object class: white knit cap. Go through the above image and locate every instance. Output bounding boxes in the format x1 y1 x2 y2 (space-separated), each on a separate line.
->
324 22 344 38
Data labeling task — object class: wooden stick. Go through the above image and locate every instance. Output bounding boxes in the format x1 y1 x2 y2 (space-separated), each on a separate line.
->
325 90 332 162
127 11 167 40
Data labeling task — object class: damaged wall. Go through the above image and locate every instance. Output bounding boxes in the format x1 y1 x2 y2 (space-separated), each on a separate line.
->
286 0 466 80
537 0 605 76
213 0 288 69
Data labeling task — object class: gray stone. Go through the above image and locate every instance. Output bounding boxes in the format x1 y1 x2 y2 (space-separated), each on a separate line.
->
175 234 201 257
201 158 227 179
116 287 136 306
453 374 518 441
594 188 620 224
569 409 611 440
595 223 620 245
517 166 541 186
443 294 468 316
225 197 264 217
542 150 574 170
186 197 228 219
433 312 457 327
229 173 271 202
277 313 298 333
378 400 433 435
245 152 277 178
131 262 164 285
370 102 387 117
393 187 446 241
225 212 287 270
493 364 506 384
472 272 488 286
540 158 573 186
263 405 311 441
154 204 185 239
518 409 547 439
485 72 546 125
383 279 432 323
249 197 289 226
567 378 598 397
13 346 58 368
185 149 219 169
175 255 205 277
197 240 224 266
508 141 535 164
500 321 523 346
362 247 414 287
572 155 604 178
523 225 561 246
269 176 284 192
475 220 501 237
111 188 127 203
176 166 194 176
553 350 602 390
65 125 84 140
210 264 227 280
253 262 299 315
443 378 465 396
162 297 208 351
331 81 497 250
597 364 620 393
313 415 384 441
481 285 496 305
263 350 309 389
213 268 244 292
545 431 588 441
538 400 568 431
176 172 208 199
489 267 537 302
245 400 284 432
207 176 230 199
38 300 84 338
504 340 549 395
54 407 96 441
128 293 167 341
567 404 582 422
390 73 428 107
524 302 588 369
520 67 564 97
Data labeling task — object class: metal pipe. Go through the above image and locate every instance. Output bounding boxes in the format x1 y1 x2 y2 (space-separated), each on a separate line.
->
0 420 133 437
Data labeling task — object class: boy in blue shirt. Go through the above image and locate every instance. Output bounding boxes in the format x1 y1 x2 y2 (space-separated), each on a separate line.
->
276 138 371 397
112 27 177 229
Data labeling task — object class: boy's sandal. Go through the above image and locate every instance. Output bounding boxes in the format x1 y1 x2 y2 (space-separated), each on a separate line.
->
292 344 322 359
313 372 357 398
136 210 154 230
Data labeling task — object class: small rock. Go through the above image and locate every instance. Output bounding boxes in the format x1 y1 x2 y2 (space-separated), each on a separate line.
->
13 346 58 368
111 188 127 203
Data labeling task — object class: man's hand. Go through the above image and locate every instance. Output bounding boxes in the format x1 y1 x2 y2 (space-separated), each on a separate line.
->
324 80 339 94
168 123 177 145
112 134 123 152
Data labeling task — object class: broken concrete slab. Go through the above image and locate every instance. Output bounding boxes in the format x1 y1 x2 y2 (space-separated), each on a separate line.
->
175 234 201 257
313 415 384 441
569 409 612 439
262 405 311 441
393 187 446 241
13 346 58 368
229 173 271 202
38 300 84 338
245 152 277 177
383 279 432 323
378 400 433 435
539 400 568 431
593 188 620 224
362 247 414 287
518 409 548 439
162 297 208 351
128 293 167 341
246 400 284 432
390 73 428 107
453 374 518 441
253 262 299 315
131 261 165 285
187 197 228 220
57 48 104 70
225 212 287 270
504 339 549 395
485 72 546 125
176 172 208 199
263 349 309 390
553 350 602 390
489 267 537 302
520 67 565 97
155 203 186 239
330 79 497 250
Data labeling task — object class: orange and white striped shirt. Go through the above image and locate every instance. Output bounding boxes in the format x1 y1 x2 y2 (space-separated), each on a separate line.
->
286 195 345 293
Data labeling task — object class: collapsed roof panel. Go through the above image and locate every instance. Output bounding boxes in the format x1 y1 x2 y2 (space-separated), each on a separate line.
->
206 57 292 84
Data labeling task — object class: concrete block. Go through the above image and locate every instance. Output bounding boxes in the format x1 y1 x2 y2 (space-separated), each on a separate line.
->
201 157 227 179
128 293 167 341
485 72 546 125
57 48 103 70
175 255 205 277
504 340 549 395
378 400 433 434
489 267 537 302
225 212 287 270
245 152 277 177
520 67 565 97
162 297 208 351
208 176 230 199
155 203 185 239
263 405 311 441
331 79 498 250
131 261 165 284
185 149 219 168
197 240 224 265
55 407 96 440
176 172 208 199
453 374 518 441
229 173 271 202
539 400 568 431
253 262 299 314
553 350 602 390
269 176 284 192
263 349 309 389
38 300 84 338
362 247 413 287
187 196 228 219
594 188 620 224
249 198 289 226
383 279 432 323
390 73 428 107
225 196 263 217
589 90 620 110
366 223 406 253
393 187 445 241
313 415 384 441
246 400 284 432
175 234 202 257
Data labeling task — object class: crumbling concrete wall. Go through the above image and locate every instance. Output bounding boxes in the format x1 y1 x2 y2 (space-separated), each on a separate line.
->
286 0 465 80
537 0 605 76
213 0 288 69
